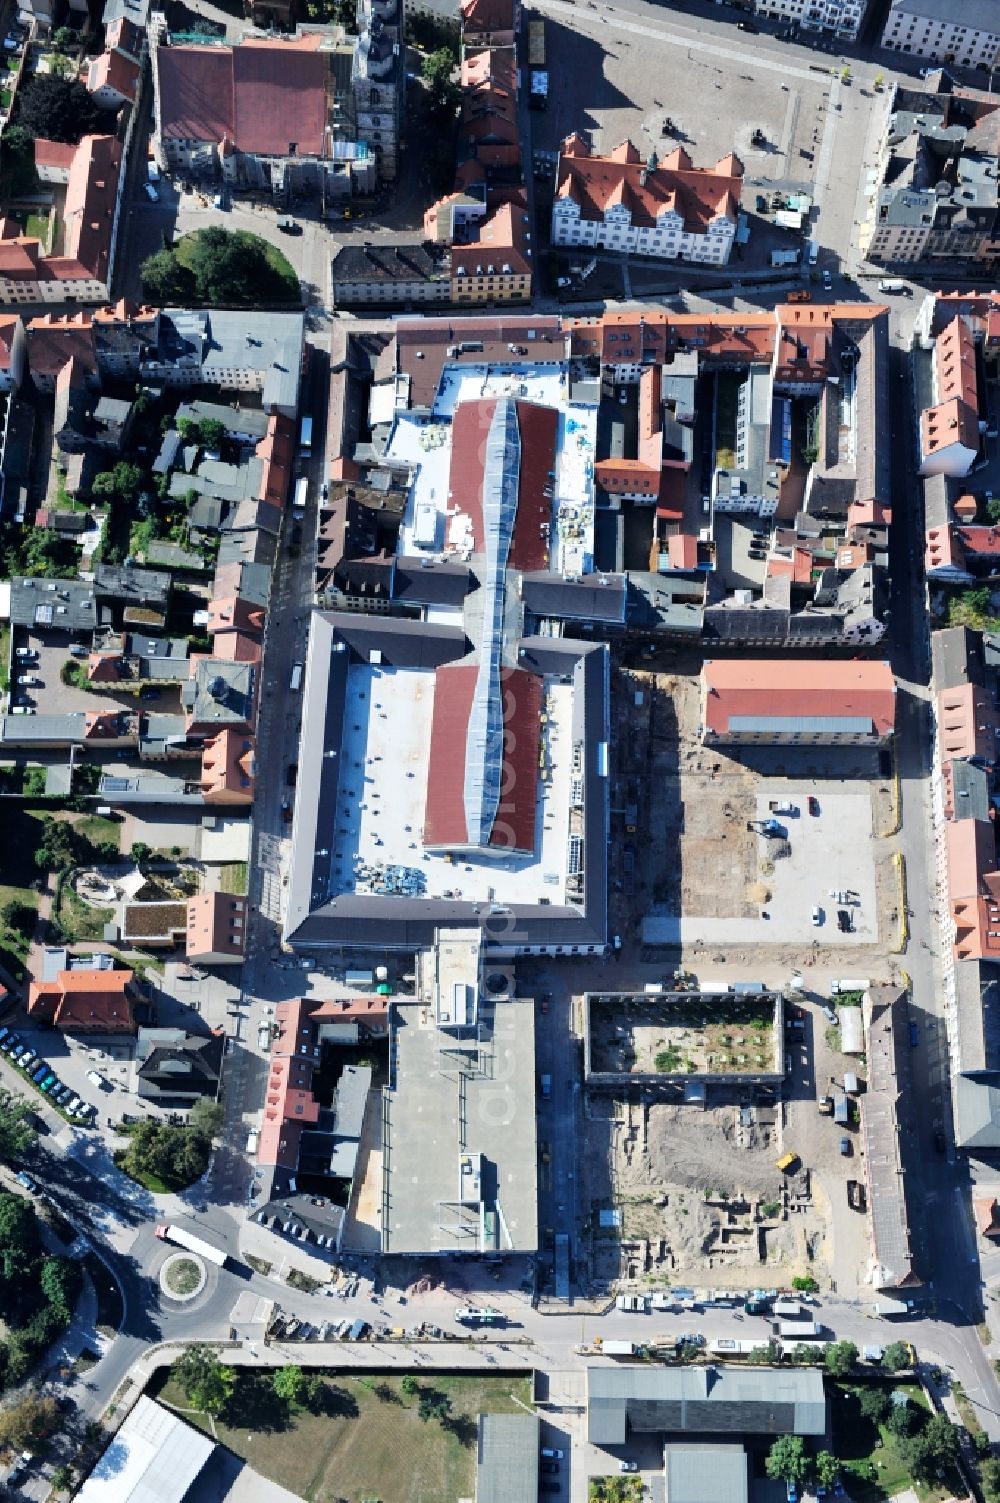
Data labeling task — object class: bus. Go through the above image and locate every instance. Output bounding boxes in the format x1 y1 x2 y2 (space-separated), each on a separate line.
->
300 415 313 453
455 1306 504 1326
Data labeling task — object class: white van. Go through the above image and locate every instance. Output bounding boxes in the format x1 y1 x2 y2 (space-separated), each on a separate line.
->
246 1130 259 1154
878 279 907 295
290 663 303 691
806 240 819 267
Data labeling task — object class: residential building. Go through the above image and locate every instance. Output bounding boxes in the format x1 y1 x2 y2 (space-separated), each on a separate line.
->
701 659 896 744
0 135 123 304
136 1027 224 1107
451 199 533 303
460 0 517 48
330 242 451 307
0 316 26 390
87 17 143 109
27 967 136 1033
861 987 920 1291
881 0 1000 72
552 137 742 265
186 892 248 964
754 0 867 39
865 81 1000 267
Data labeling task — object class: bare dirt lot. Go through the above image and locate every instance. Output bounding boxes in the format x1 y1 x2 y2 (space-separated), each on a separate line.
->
589 996 777 1077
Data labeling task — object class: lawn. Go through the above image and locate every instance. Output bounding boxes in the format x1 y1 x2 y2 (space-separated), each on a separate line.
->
830 1382 961 1503
54 880 113 943
155 1371 533 1503
219 862 248 896
75 814 122 853
24 210 49 244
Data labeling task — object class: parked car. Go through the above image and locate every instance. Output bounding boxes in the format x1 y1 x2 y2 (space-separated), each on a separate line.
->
31 1065 48 1082
822 269 832 289
541 1462 560 1476
837 909 852 933
540 1449 565 1461
934 1131 946 1153
839 1136 851 1156
0 1034 20 1052
40 1074 57 1093
808 795 820 816
14 648 36 660
18 1050 37 1070
17 674 40 686
144 183 159 202
14 1171 37 1193
619 1460 639 1473
811 906 824 926
737 18 757 29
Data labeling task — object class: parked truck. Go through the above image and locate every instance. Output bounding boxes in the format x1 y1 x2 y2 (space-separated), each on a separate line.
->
875 1297 914 1318
601 1340 644 1357
770 249 800 268
775 1320 823 1339
155 1224 228 1267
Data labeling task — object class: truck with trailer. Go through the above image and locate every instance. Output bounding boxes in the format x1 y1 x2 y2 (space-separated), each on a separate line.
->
155 1224 228 1267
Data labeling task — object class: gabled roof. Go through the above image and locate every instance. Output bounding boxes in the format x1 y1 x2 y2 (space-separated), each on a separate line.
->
703 659 896 737
157 37 329 157
556 136 742 233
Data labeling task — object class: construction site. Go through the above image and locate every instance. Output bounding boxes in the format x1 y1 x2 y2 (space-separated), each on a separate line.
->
586 992 781 1080
585 1095 831 1290
610 664 899 957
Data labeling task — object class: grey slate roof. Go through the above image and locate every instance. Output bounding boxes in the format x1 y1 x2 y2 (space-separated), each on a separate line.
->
586 1365 826 1447
521 571 627 624
955 1075 1000 1151
95 564 172 609
862 987 918 1290
476 1414 539 1503
951 760 992 822
932 626 984 692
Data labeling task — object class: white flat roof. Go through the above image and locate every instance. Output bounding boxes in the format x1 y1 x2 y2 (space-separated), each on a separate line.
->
387 365 595 569
327 663 574 906
76 1397 215 1503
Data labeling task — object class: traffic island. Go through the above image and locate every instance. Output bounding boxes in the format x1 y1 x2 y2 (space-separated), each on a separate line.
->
160 1253 207 1303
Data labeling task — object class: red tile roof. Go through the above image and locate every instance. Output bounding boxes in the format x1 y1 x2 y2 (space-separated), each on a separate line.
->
947 819 1000 961
25 313 96 379
310 997 389 1029
34 138 77 172
938 683 997 763
157 38 329 158
702 659 896 737
556 136 742 234
28 968 135 1032
424 664 541 852
460 0 515 31
63 135 123 284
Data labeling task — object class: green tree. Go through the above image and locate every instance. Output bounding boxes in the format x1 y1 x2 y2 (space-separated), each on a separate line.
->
748 1343 776 1364
51 27 79 51
0 1088 37 1160
789 1343 820 1365
11 526 79 578
47 54 72 79
421 48 459 116
882 1341 914 1372
401 1374 419 1396
987 497 1000 525
50 1463 75 1494
173 1345 236 1416
981 1454 1000 1502
791 1275 819 1294
0 124 38 196
417 1391 452 1424
188 1098 225 1139
272 1365 306 1403
858 1386 892 1424
34 816 79 873
824 1340 859 1377
814 1452 839 1489
765 1436 809 1484
899 1413 959 1481
1 899 35 940
198 418 226 450
131 841 152 867
887 1397 921 1438
140 249 197 304
40 1256 79 1319
15 74 102 142
22 767 48 799
92 462 142 504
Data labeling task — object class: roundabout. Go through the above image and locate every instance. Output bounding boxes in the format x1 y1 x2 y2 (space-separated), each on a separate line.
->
160 1253 207 1302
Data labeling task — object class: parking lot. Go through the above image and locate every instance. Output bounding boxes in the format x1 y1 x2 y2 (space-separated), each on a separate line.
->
10 632 149 718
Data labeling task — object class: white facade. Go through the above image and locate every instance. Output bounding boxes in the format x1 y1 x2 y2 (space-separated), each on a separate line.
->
881 1 1000 69
551 195 734 265
755 0 865 40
